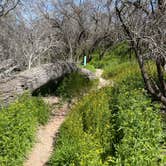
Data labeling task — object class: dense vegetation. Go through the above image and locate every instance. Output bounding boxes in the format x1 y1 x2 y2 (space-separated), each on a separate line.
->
0 0 166 165
48 44 165 165
112 75 163 165
0 93 50 165
0 71 96 165
48 89 112 166
0 42 165 165
33 71 97 100
56 72 97 100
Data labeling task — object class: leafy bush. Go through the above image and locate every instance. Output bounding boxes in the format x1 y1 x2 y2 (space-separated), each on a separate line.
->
112 85 162 166
56 72 96 100
0 93 50 165
18 93 50 125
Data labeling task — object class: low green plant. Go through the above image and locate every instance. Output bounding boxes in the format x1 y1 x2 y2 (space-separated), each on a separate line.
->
48 42 164 166
105 66 163 165
79 64 96 73
112 85 162 166
89 42 133 69
18 93 50 125
0 93 50 165
48 89 114 166
56 72 96 100
102 61 139 81
49 75 163 165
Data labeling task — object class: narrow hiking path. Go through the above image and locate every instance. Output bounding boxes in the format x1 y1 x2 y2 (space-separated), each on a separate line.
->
24 69 110 166
24 97 69 166
95 69 112 88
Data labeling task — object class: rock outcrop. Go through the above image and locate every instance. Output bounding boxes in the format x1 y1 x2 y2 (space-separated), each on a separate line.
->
0 61 77 105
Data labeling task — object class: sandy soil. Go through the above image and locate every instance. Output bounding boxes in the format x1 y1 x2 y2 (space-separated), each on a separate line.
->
24 98 68 166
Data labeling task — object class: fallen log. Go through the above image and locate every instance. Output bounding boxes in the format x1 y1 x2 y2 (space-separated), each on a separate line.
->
0 61 77 105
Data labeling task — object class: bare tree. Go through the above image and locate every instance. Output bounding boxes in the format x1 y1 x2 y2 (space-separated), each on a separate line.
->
0 0 118 74
36 0 117 62
0 0 20 17
115 0 166 105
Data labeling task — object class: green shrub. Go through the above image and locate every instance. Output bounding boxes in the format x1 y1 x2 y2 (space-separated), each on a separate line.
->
0 93 50 165
18 93 50 125
109 73 163 165
89 42 133 69
56 72 96 100
114 89 162 165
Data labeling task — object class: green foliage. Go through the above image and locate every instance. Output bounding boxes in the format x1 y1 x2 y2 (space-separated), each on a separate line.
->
49 42 164 166
116 103 162 166
49 77 163 165
111 82 162 165
89 53 113 69
110 41 131 57
90 42 138 84
0 93 50 165
106 61 163 165
102 61 139 82
48 90 113 166
18 93 50 125
89 42 133 69
56 72 96 100
79 64 96 72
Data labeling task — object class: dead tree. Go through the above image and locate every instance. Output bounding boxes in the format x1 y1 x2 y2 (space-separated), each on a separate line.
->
0 0 20 17
0 61 77 105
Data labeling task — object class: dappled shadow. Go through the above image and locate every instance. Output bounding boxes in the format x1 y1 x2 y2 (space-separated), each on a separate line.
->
32 77 63 97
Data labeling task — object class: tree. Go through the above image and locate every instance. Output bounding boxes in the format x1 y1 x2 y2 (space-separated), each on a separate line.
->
0 0 20 17
37 0 117 62
115 0 166 105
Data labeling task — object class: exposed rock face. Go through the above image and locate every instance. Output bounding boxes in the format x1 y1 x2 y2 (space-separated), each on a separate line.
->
0 61 77 105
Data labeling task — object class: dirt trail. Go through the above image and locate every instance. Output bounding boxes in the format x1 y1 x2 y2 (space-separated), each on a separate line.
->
24 69 110 166
95 69 112 88
24 97 68 166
